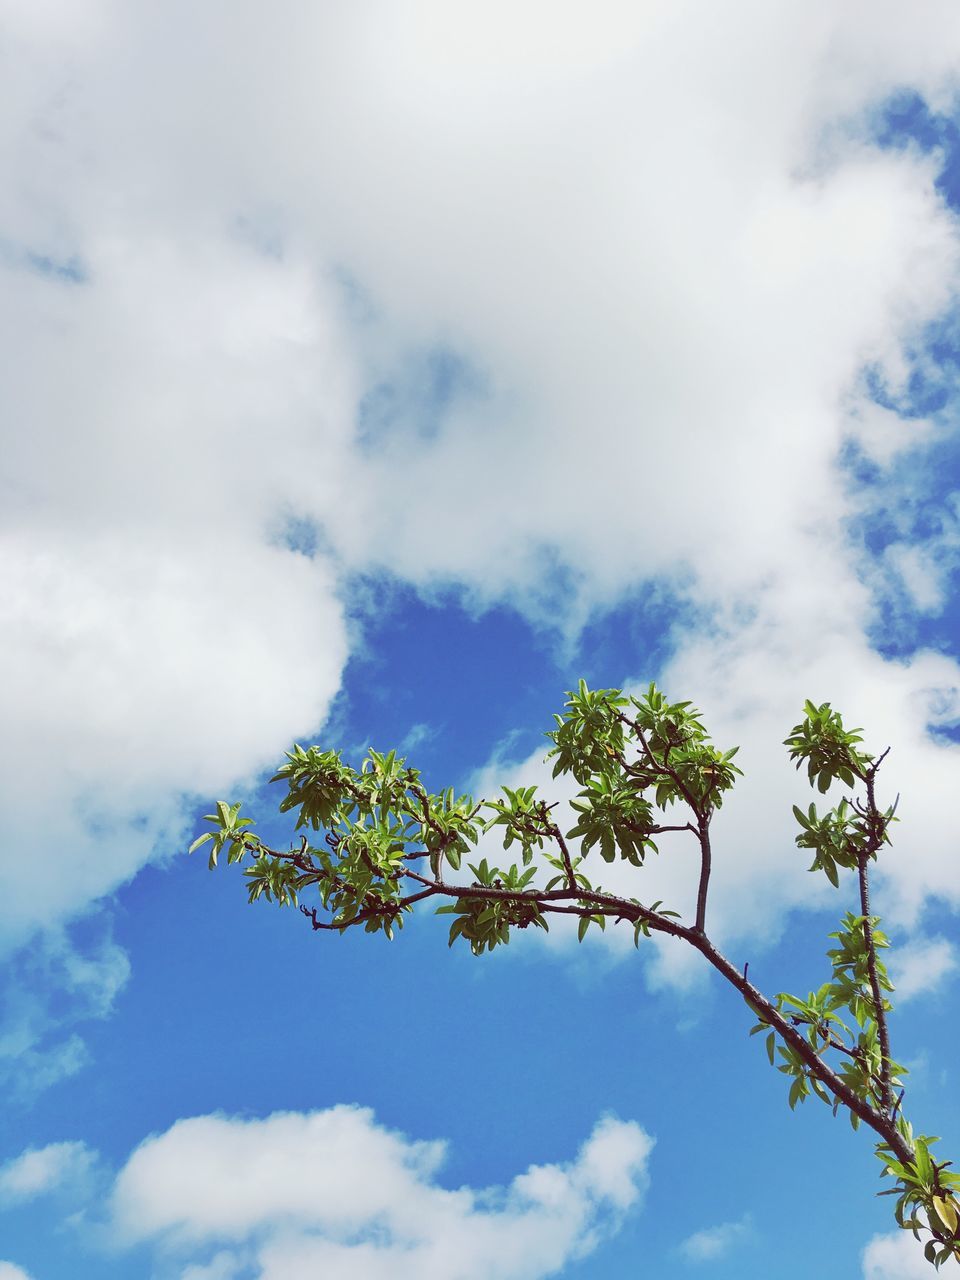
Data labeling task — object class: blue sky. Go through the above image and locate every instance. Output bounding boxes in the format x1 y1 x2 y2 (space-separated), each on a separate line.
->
2 4 960 1279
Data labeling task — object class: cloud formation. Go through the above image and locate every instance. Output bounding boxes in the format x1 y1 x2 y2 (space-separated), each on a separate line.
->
107 1106 652 1279
2 2 960 1055
0 1140 95 1204
889 936 958 1002
863 1229 936 1279
0 1264 34 1280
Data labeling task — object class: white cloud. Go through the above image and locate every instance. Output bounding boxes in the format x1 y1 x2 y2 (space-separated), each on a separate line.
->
678 1213 752 1263
107 1106 652 1279
0 1264 34 1280
0 240 354 949
885 544 948 614
2 1 960 1047
298 6 960 614
0 1140 95 1203
889 937 958 1002
863 1229 936 1279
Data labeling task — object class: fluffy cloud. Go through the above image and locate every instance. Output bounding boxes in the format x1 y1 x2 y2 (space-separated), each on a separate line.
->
2 1 960 1047
1 21 356 1069
889 937 958 1002
0 235 354 948
107 1106 652 1279
0 1264 34 1280
0 1140 95 1203
863 1230 936 1279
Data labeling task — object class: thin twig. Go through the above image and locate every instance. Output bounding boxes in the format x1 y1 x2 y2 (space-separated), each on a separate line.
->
616 713 702 814
694 817 712 933
615 712 712 929
859 752 895 1115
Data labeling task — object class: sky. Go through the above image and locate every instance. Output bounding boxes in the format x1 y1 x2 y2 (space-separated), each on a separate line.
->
1 2 960 1277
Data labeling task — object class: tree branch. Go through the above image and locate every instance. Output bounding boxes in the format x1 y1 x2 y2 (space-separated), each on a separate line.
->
393 860 912 1160
614 710 712 930
300 885 439 931
857 752 895 1115
235 825 915 1164
857 850 894 1114
689 932 913 1162
618 711 702 815
549 820 578 891
694 817 712 933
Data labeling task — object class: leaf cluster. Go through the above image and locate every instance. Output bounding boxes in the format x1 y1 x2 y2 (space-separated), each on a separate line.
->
751 913 903 1123
547 680 742 833
784 699 872 792
436 857 548 954
191 748 484 938
877 1132 960 1269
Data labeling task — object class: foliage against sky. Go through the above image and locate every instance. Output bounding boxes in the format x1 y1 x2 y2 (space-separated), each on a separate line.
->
1 3 960 1278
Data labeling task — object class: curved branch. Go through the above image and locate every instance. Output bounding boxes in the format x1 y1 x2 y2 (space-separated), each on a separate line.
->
238 826 912 1162
689 932 912 1162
